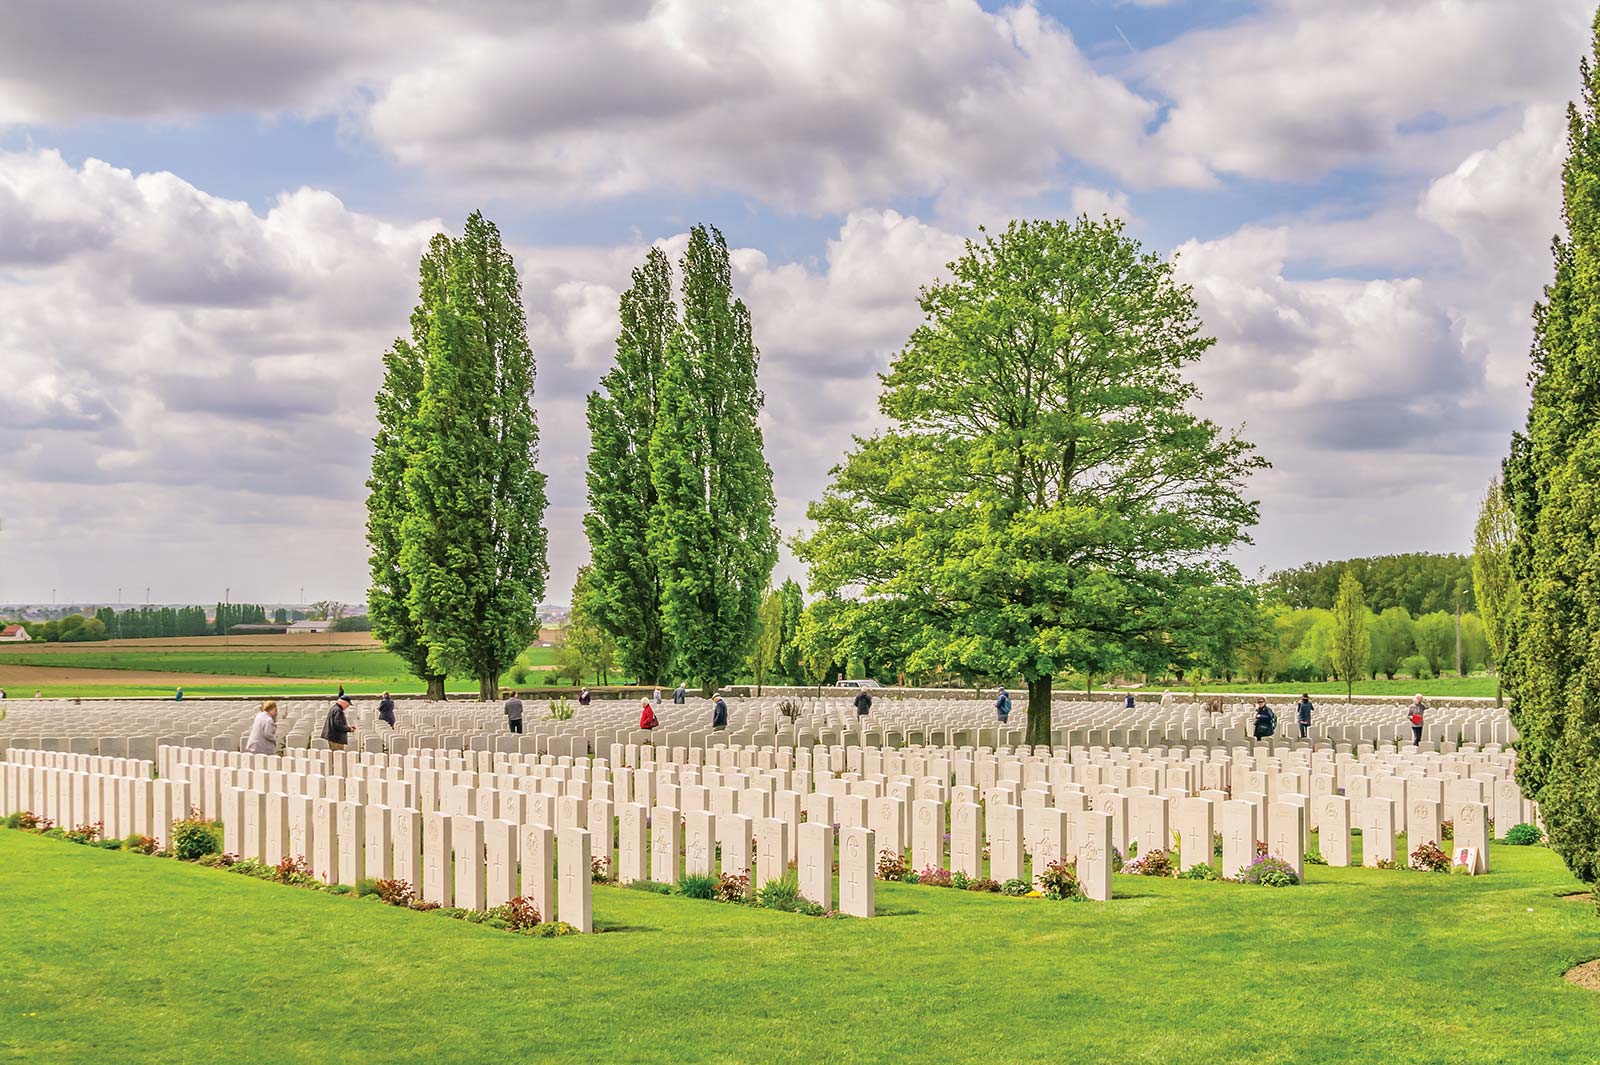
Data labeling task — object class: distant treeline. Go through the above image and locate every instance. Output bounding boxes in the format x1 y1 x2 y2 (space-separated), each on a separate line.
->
1260 553 1475 615
13 604 306 642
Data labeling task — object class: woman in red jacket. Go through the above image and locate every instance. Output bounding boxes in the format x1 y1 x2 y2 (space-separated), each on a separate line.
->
639 697 659 730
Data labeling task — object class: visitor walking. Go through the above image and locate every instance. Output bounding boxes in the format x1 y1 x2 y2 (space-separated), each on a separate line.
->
175 687 184 701
322 695 355 751
853 688 873 717
337 683 346 700
1297 694 1314 739
377 691 396 728
578 687 592 706
652 687 662 705
1124 692 1136 710
994 687 1011 723
1160 689 1174 710
673 683 687 705
246 700 279 755
1252 698 1276 743
712 694 728 730
1407 694 1427 746
639 697 659 731
504 693 525 734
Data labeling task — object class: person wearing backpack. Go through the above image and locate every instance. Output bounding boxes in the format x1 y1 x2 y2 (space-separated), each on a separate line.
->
994 687 1011 723
1296 694 1313 740
1252 698 1276 743
853 689 873 717
1407 694 1427 746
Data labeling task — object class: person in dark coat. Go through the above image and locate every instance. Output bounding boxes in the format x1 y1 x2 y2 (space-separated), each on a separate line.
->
578 688 592 706
673 684 687 705
995 688 1011 723
1252 698 1276 743
377 691 396 727
853 689 872 717
1296 695 1313 739
322 696 355 751
712 694 728 730
1124 693 1136 710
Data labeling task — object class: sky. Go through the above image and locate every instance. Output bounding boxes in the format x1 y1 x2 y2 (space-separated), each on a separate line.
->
0 0 1588 608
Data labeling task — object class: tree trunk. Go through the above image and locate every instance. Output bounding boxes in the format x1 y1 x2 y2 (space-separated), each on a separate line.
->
426 675 446 700
1025 675 1053 747
1496 676 1503 708
480 675 497 702
1455 602 1463 677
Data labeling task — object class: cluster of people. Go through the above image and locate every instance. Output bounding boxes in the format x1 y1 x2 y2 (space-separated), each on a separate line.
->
633 688 729 732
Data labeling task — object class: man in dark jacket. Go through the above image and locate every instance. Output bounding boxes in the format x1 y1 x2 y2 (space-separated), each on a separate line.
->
712 694 728 730
322 696 355 751
1296 695 1313 740
1252 699 1276 743
673 684 687 705
504 694 525 734
853 689 872 717
377 692 396 728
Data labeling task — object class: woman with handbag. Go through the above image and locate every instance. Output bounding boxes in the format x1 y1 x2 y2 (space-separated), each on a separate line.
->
1406 694 1427 746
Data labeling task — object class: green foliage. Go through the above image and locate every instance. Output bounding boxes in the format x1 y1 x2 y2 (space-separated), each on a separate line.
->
1504 823 1545 846
567 565 618 686
1035 859 1085 900
749 587 785 694
677 873 717 899
1262 553 1475 615
1502 16 1600 885
796 217 1265 743
1409 842 1451 872
546 697 574 721
649 225 779 693
1331 569 1371 700
1399 654 1432 681
1240 855 1299 887
393 214 549 700
1413 611 1457 678
1472 478 1518 691
1177 862 1220 881
999 878 1031 897
171 818 221 862
1367 607 1415 680
624 879 675 895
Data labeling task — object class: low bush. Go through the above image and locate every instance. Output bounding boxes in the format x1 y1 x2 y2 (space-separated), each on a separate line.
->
966 877 1001 893
493 896 541 931
876 850 911 881
1304 849 1328 866
1240 855 1300 887
1035 859 1085 901
124 833 158 854
624 879 674 894
272 855 316 886
1124 848 1175 878
918 866 953 888
65 822 105 845
171 817 222 862
678 873 717 899
547 696 574 721
1000 878 1031 897
591 855 613 883
1410 841 1450 872
755 875 823 914
1177 862 1220 881
1440 820 1454 839
714 870 750 903
950 870 972 890
1504 823 1545 846
374 878 415 906
327 884 353 896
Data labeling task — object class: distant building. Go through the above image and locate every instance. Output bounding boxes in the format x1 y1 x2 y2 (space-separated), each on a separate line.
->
538 626 567 646
288 620 333 634
0 624 31 642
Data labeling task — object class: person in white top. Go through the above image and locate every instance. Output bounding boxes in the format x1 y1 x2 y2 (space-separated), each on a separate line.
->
245 700 279 755
1159 689 1174 710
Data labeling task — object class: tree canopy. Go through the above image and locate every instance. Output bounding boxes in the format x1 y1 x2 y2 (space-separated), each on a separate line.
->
796 217 1265 743
1261 553 1475 616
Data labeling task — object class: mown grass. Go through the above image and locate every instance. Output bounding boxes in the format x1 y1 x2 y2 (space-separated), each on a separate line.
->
2 829 1597 1063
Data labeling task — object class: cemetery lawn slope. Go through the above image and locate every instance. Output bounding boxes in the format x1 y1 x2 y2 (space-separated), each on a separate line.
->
3 830 1598 1064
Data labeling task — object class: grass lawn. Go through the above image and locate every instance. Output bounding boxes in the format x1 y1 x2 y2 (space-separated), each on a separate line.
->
3 830 1597 1063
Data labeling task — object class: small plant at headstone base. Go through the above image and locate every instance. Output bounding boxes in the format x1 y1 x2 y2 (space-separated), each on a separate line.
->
876 849 912 881
171 817 222 862
967 877 1002 893
1239 854 1300 887
919 866 954 888
591 855 613 883
373 878 415 906
1440 820 1454 839
197 852 239 869
1504 823 1545 846
355 878 382 898
1035 859 1085 901
1110 848 1124 873
1000 878 1031 896
1304 849 1328 866
713 870 751 903
14 811 52 832
272 855 316 886
1375 858 1398 870
409 899 441 912
64 821 105 845
1124 849 1176 877
1212 832 1224 857
225 858 275 880
493 896 541 931
677 873 718 899
1409 841 1451 872
756 874 822 914
1177 862 1220 881
624 879 674 895
950 870 972 890
327 884 353 896
547 696 574 721
125 834 159 855
777 698 801 721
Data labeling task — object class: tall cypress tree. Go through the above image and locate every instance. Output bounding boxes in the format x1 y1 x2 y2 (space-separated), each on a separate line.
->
583 247 675 684
649 225 778 692
1502 13 1600 883
367 236 451 699
399 213 549 700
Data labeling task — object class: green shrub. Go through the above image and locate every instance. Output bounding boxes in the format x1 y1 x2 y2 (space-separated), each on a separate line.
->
678 873 717 899
171 818 222 862
355 878 381 898
1240 855 1300 887
1000 878 1030 896
967 877 1001 893
1124 849 1175 877
1304 849 1328 866
624 879 674 895
950 870 971 890
548 697 574 721
1035 859 1084 900
1409 841 1450 872
756 875 806 912
1178 862 1220 881
510 665 530 685
2 813 22 830
328 884 353 896
1504 823 1545 846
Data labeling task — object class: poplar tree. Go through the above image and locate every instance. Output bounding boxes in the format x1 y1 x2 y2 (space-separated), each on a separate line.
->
649 225 778 693
399 213 548 700
1502 13 1600 883
366 236 450 698
583 248 674 684
1330 569 1370 703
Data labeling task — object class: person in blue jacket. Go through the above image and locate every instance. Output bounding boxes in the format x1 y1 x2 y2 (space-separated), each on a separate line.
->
712 694 728 730
994 688 1011 723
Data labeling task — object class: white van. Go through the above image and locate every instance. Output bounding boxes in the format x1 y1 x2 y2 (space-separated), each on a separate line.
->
834 678 881 689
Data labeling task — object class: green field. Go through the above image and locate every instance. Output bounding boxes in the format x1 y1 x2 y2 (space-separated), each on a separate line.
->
3 829 1596 1063
0 646 560 681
